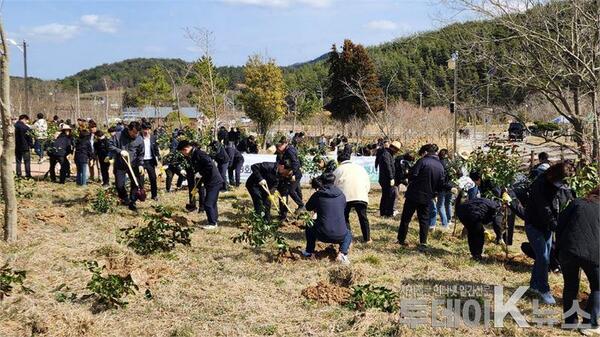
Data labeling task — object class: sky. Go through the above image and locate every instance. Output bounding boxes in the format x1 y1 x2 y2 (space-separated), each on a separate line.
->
3 0 456 80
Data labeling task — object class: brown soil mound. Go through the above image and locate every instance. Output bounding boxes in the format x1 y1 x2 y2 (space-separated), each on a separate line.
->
35 209 68 227
301 281 352 305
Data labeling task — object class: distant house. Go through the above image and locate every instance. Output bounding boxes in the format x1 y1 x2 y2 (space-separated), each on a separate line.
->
122 107 203 121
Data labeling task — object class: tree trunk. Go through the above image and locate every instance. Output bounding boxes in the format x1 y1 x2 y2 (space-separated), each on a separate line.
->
0 20 18 242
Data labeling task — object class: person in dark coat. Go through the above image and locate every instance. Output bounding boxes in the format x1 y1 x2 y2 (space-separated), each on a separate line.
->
374 139 389 172
94 130 111 187
109 121 145 211
141 123 161 200
74 130 93 186
397 143 445 248
394 152 415 187
226 143 244 187
228 127 239 146
246 162 293 221
435 149 454 228
530 151 551 180
556 186 599 332
302 173 352 265
178 140 223 229
217 126 229 144
276 137 304 217
49 124 73 184
14 114 33 178
525 162 575 305
245 135 259 154
209 140 230 191
378 141 400 217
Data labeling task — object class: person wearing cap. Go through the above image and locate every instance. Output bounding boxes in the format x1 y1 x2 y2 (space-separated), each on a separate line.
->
333 149 371 243
276 137 304 218
226 142 245 187
140 122 161 200
378 140 400 217
109 121 145 211
14 114 34 178
397 143 445 249
246 162 293 221
49 124 73 184
177 140 223 229
94 130 111 187
302 173 352 265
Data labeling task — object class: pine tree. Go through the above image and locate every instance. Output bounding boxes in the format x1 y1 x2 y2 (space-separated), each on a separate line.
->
324 40 384 123
137 65 173 122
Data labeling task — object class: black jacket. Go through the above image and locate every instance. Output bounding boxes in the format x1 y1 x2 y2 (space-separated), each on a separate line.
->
51 133 73 157
525 173 574 232
94 137 111 160
217 128 229 143
211 143 230 166
190 148 223 187
306 184 348 241
226 145 244 167
74 136 94 164
142 135 161 166
277 145 301 179
247 162 280 190
404 154 445 204
556 198 600 265
394 157 412 186
439 157 453 192
378 149 395 184
14 121 33 152
456 197 501 227
109 131 144 169
374 147 384 171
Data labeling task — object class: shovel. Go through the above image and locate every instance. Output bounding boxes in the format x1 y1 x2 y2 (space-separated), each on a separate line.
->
122 152 147 202
260 183 292 214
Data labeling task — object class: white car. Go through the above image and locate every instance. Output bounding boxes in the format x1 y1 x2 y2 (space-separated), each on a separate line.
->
239 116 252 124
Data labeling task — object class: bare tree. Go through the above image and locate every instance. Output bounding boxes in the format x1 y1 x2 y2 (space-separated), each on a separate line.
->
0 17 18 242
448 0 600 161
340 76 389 138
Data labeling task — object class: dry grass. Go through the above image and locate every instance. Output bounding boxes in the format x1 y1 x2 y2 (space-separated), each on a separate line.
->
0 179 585 337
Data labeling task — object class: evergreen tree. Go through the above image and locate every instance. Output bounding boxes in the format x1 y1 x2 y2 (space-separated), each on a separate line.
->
324 40 384 123
137 65 173 120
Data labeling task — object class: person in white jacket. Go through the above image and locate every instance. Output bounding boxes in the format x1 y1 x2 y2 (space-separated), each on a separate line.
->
333 150 372 243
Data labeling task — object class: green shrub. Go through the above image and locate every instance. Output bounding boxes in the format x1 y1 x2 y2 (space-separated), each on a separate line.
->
84 260 138 309
0 263 33 300
90 188 117 213
345 284 398 313
120 205 194 255
232 203 289 256
568 163 599 198
466 145 522 192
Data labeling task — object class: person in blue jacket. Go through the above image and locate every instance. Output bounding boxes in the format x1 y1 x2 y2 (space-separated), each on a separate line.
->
302 173 352 265
178 140 223 229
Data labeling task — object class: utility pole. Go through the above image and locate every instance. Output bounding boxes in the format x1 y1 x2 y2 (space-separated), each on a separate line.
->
23 40 28 115
419 91 423 110
103 77 109 126
448 51 459 156
76 80 80 118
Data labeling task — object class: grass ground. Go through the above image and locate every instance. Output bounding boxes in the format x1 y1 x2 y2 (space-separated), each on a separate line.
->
0 178 588 337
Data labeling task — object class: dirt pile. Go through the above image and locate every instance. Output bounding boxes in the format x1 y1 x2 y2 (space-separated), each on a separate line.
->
301 281 352 305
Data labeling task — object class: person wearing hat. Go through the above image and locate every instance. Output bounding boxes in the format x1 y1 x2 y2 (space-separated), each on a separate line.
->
49 124 73 184
141 122 161 200
177 140 223 229
275 137 304 218
302 173 352 265
246 161 293 221
109 121 145 211
378 140 400 217
397 143 445 249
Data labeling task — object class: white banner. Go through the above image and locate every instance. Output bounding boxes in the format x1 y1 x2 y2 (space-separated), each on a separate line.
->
239 154 378 184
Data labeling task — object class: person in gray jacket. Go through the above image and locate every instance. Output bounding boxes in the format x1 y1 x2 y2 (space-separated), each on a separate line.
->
109 121 144 211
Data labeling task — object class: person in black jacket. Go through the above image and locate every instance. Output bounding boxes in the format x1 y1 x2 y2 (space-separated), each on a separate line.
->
244 135 259 154
397 143 445 248
525 162 575 305
74 130 93 186
226 143 244 187
302 173 352 265
49 124 73 184
435 149 453 228
141 123 161 200
394 152 415 187
209 140 230 191
378 141 400 217
14 114 33 178
94 130 111 187
178 140 223 229
109 121 145 211
556 186 600 332
246 162 293 221
217 126 229 144
276 137 304 217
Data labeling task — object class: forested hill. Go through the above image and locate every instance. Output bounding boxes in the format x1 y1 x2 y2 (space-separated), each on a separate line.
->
60 17 523 107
